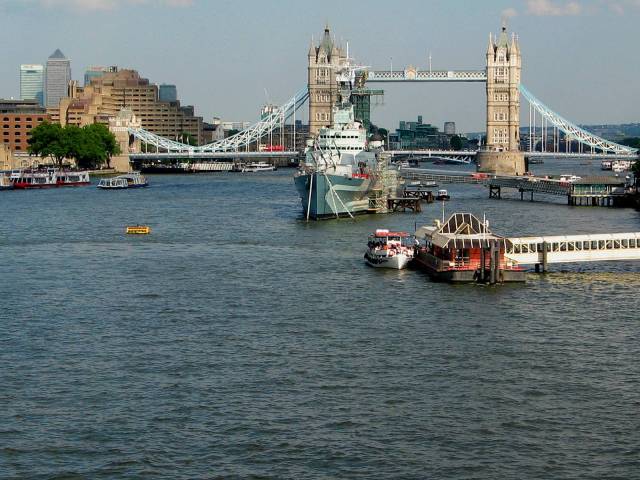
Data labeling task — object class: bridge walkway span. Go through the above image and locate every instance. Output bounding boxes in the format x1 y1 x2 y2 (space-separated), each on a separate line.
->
505 233 640 265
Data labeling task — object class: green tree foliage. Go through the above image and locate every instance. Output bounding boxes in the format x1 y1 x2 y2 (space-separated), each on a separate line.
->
28 122 120 169
450 135 463 150
27 122 70 168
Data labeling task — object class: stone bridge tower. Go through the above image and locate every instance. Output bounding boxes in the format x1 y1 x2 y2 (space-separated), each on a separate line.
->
308 25 347 136
477 24 526 175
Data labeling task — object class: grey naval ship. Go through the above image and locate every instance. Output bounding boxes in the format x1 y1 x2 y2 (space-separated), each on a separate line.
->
294 65 400 220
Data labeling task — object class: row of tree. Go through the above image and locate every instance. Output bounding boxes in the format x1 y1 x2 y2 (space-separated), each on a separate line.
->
28 122 120 169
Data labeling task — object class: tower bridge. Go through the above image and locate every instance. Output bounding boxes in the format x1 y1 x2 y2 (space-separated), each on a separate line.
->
123 24 638 170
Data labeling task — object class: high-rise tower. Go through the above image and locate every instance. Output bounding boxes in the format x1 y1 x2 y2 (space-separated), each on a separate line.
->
477 24 525 175
307 25 347 136
20 64 44 106
45 49 71 108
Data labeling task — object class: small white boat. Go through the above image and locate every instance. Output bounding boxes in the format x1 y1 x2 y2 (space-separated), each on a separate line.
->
435 189 450 201
364 229 415 269
97 171 149 189
241 162 275 172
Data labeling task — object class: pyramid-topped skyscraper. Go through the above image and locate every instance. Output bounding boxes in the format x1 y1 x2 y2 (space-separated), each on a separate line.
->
45 49 71 108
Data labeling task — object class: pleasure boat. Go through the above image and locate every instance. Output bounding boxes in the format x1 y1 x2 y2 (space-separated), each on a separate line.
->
242 162 275 172
435 189 450 201
364 229 416 269
97 171 148 189
10 168 90 189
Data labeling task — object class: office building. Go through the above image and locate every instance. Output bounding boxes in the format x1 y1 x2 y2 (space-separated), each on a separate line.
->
0 99 49 152
53 69 203 144
45 49 71 108
84 66 118 86
20 64 44 106
159 84 177 102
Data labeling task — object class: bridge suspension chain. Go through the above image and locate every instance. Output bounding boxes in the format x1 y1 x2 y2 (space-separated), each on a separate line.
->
519 85 637 156
128 88 309 153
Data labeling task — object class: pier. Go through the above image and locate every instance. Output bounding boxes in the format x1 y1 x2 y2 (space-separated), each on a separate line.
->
505 232 640 272
387 197 422 213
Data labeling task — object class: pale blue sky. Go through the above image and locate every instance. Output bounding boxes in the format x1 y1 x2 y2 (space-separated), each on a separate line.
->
1 0 638 133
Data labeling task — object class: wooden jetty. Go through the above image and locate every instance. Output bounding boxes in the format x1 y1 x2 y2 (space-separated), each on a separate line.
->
387 197 422 213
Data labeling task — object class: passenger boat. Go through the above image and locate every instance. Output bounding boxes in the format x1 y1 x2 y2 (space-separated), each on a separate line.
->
97 171 148 189
364 229 415 269
242 162 275 172
413 213 526 283
0 174 13 190
10 168 90 189
435 189 450 201
294 62 400 219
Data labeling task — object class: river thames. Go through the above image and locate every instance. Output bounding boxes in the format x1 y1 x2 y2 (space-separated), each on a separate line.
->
2 162 639 478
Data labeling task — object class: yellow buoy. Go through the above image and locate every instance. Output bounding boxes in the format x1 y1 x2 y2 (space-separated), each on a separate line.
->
126 225 151 235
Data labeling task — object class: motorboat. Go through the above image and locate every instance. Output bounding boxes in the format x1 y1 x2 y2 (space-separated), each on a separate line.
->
364 229 415 269
242 162 275 172
435 189 450 201
97 171 148 189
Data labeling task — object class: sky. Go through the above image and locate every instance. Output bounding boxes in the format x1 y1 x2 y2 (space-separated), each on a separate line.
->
1 0 639 133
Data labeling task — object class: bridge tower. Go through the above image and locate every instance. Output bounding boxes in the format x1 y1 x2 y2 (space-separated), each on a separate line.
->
477 24 526 175
308 25 347 136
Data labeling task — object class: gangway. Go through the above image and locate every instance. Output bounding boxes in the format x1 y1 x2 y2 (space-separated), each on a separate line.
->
505 232 640 270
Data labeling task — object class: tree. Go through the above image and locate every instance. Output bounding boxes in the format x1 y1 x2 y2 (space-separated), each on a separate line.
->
28 122 120 170
28 122 71 168
450 135 463 150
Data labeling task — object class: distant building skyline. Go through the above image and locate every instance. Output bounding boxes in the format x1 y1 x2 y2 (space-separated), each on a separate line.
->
20 64 44 106
45 49 71 108
1 1 638 132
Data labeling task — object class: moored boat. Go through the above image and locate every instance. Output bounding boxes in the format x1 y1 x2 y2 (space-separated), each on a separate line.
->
435 189 450 201
242 162 275 172
364 229 415 269
10 168 90 189
413 212 526 283
294 63 399 220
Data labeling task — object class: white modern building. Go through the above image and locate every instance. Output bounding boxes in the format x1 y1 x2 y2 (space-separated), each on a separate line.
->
20 64 44 106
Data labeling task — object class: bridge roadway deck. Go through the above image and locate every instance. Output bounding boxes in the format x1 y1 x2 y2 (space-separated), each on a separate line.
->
130 151 300 161
390 150 638 160
505 232 640 265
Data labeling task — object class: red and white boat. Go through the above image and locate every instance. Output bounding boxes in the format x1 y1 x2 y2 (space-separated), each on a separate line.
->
364 229 416 269
10 168 90 189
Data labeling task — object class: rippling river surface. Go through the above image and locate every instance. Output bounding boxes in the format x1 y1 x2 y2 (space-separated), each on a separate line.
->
2 162 640 479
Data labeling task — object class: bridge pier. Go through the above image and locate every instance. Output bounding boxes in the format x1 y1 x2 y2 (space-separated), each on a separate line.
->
489 185 501 199
477 151 526 176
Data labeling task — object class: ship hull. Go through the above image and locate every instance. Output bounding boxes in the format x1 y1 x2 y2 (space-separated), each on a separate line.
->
294 171 374 219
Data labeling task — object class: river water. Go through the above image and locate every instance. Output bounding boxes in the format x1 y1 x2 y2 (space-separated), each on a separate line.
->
1 161 639 479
